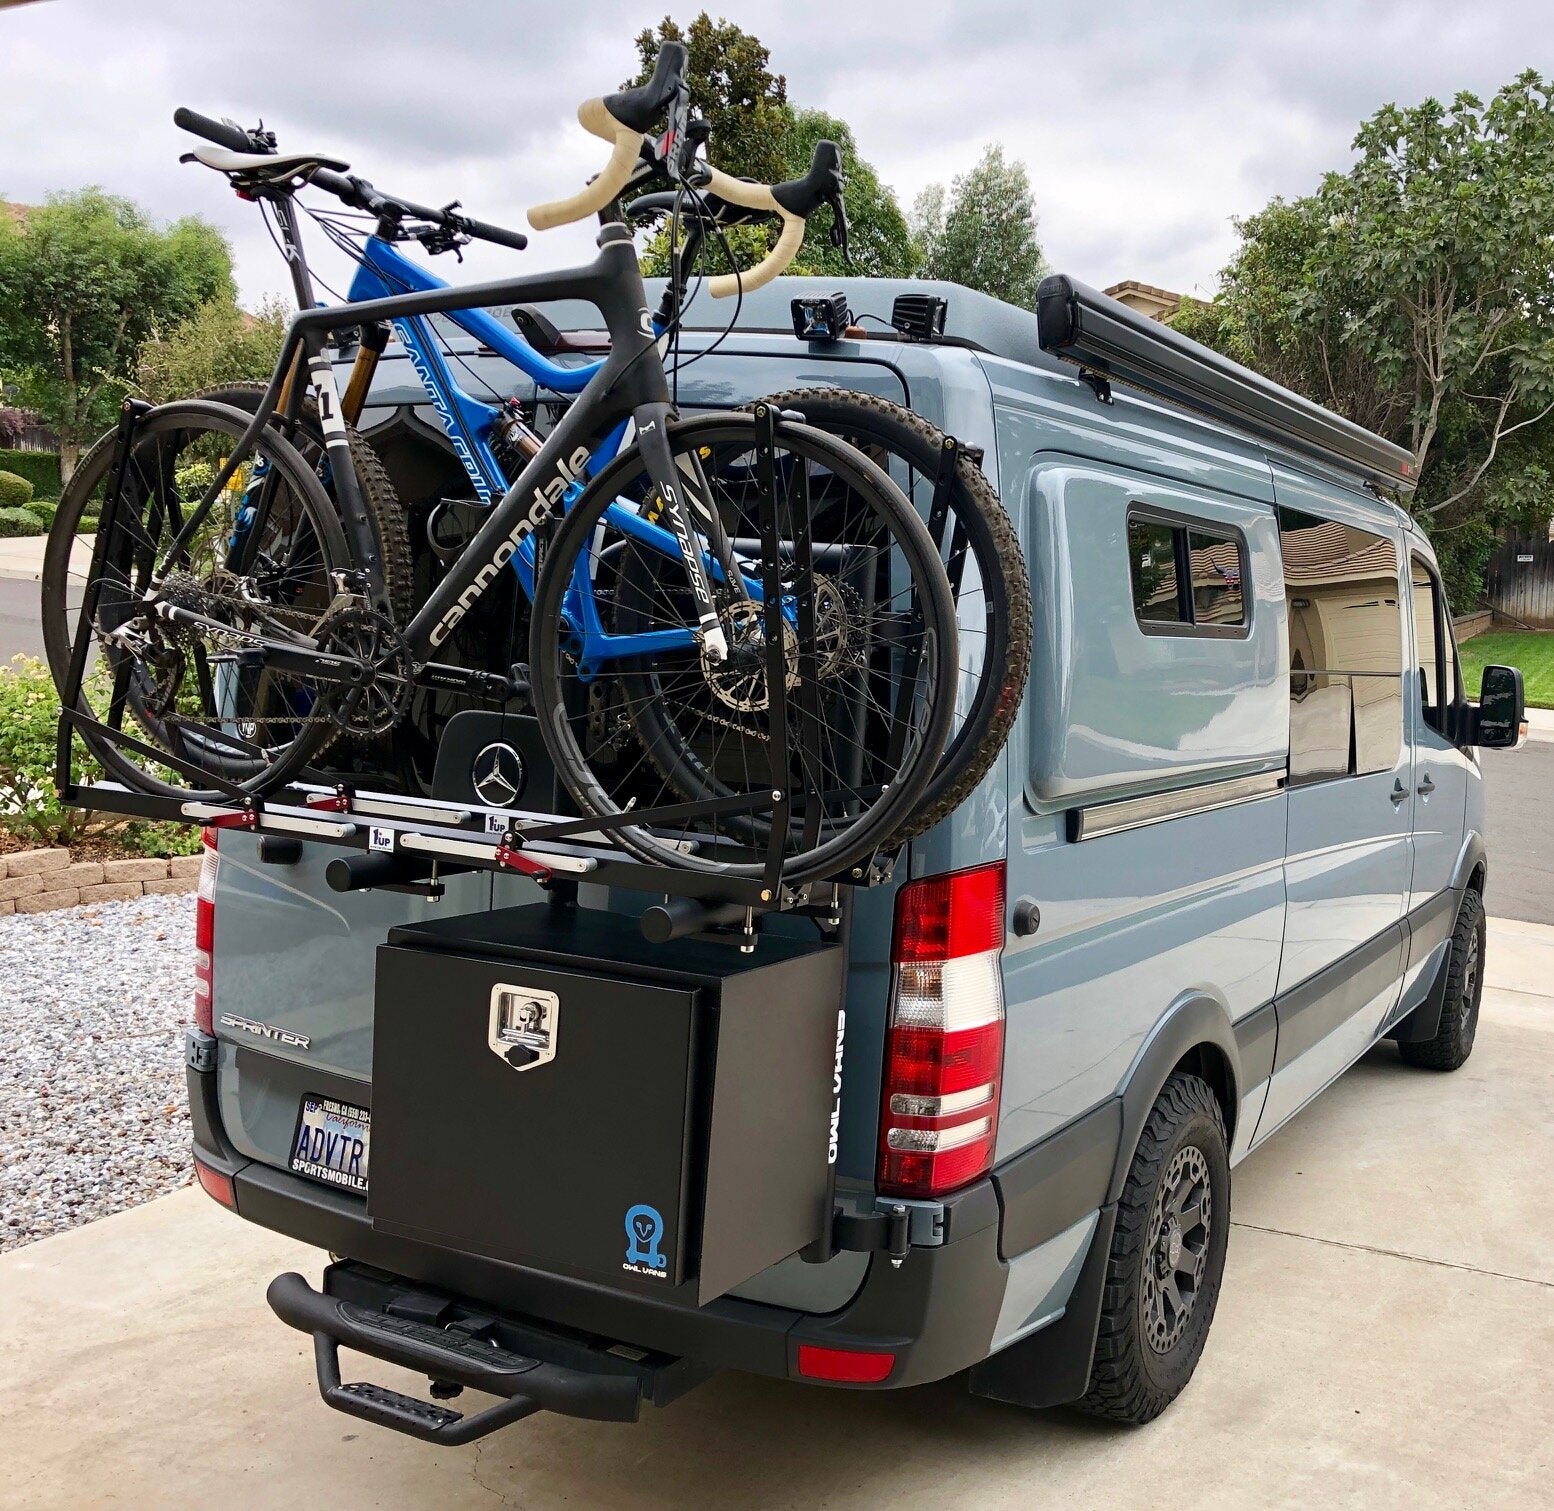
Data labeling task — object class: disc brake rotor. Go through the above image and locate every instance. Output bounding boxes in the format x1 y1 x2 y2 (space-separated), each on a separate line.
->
702 601 799 714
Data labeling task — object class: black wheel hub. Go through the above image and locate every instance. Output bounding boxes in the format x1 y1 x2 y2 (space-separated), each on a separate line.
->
1142 1145 1212 1354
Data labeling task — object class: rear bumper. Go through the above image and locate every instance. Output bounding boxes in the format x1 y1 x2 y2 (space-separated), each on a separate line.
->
191 1058 1015 1391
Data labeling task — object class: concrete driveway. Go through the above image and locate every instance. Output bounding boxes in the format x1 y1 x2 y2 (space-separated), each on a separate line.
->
2 921 1550 1510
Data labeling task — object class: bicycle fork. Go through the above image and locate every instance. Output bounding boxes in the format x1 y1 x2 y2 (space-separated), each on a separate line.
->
632 402 732 663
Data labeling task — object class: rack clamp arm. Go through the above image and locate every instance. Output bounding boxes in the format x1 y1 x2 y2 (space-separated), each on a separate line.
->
494 831 555 886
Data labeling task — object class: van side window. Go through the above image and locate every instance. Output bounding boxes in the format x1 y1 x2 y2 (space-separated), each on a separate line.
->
1279 507 1403 784
1411 558 1460 734
1127 512 1246 632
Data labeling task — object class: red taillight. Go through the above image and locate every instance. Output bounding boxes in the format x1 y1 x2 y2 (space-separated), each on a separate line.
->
878 862 1006 1199
891 861 1005 962
796 1344 896 1383
193 1157 236 1210
193 827 219 1035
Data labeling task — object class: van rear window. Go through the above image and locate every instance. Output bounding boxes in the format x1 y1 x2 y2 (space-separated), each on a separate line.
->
1127 512 1246 632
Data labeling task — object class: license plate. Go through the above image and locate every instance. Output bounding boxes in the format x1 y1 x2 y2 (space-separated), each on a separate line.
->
288 1094 370 1193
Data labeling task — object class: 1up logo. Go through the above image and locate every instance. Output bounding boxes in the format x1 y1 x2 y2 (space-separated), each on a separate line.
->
623 1203 667 1278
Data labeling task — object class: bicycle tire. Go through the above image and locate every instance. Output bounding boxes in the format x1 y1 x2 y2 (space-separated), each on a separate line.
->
527 410 958 883
193 383 414 626
192 383 415 768
41 399 352 800
754 388 1030 837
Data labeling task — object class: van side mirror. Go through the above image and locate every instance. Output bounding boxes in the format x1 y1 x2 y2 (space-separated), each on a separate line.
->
1468 664 1525 748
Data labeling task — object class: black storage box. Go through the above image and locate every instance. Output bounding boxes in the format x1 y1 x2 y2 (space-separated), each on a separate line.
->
368 904 844 1306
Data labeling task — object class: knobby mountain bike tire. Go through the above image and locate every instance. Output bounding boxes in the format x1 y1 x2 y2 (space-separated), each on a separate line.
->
193 383 415 766
41 399 352 800
527 410 958 884
753 388 1031 839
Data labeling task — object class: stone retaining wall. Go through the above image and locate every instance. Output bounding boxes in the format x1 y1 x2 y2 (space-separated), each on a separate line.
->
1454 608 1493 642
0 850 201 917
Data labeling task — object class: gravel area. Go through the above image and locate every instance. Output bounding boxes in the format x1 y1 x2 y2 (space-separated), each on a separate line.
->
1 891 195 1252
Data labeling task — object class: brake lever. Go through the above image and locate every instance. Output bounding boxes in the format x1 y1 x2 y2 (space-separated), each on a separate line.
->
828 193 851 265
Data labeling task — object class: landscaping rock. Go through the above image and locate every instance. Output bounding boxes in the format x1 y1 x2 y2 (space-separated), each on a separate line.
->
4 848 70 877
0 891 195 1251
77 882 145 906
101 858 170 884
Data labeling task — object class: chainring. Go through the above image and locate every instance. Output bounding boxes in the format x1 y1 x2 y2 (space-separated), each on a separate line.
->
314 604 413 738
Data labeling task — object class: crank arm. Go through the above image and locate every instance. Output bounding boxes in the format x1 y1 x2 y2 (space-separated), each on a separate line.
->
415 661 531 704
231 644 373 686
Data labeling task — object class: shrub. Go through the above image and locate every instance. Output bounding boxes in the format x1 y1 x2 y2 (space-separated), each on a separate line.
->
0 470 34 510
26 498 58 528
0 654 197 854
0 449 61 498
174 459 216 499
0 506 44 537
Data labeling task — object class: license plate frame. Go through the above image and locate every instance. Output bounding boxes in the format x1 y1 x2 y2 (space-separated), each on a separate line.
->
288 1093 371 1194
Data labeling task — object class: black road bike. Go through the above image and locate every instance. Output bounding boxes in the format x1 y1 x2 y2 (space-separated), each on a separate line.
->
43 52 966 884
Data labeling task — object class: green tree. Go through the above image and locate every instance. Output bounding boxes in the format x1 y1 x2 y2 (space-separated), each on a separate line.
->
780 109 916 278
910 145 1045 306
0 189 232 480
135 296 287 404
627 14 792 189
1170 71 1554 605
629 17 917 283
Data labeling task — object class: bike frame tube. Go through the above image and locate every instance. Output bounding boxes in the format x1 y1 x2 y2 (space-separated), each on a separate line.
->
161 222 780 681
335 232 779 661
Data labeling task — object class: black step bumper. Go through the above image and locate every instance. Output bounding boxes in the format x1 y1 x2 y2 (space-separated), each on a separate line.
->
189 1054 1108 1406
267 1264 708 1445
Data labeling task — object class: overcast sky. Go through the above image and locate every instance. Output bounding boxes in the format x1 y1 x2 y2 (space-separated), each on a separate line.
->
0 0 1543 309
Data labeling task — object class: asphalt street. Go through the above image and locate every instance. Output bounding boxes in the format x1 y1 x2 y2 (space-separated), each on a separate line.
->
0 575 46 663
1481 741 1554 925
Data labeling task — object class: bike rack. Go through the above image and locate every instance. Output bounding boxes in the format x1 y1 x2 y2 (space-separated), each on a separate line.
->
51 399 908 947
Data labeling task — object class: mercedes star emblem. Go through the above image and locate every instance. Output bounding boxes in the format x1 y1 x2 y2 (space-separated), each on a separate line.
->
472 741 527 808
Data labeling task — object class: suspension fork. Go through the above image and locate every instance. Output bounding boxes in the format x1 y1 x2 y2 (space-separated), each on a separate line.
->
305 332 390 612
341 321 392 426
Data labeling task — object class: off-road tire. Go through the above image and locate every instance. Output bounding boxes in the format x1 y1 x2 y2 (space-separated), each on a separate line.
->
1076 1072 1231 1425
195 384 413 762
1399 888 1486 1071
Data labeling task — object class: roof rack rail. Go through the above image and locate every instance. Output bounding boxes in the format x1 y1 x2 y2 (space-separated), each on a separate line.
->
1035 274 1416 496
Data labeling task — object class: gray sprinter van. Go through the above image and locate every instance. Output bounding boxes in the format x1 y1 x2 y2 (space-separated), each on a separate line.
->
185 273 1525 1439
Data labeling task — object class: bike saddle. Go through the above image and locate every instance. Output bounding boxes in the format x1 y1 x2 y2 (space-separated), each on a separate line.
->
186 145 350 181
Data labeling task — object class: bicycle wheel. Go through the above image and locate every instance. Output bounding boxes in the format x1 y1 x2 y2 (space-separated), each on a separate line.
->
753 388 1030 837
194 383 419 778
41 400 353 799
528 410 957 884
194 383 413 624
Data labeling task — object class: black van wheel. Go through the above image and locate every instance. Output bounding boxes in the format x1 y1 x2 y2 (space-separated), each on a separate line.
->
1399 889 1486 1072
1077 1073 1230 1425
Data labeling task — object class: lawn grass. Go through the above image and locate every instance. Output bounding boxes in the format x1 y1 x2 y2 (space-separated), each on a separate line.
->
1458 630 1554 709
